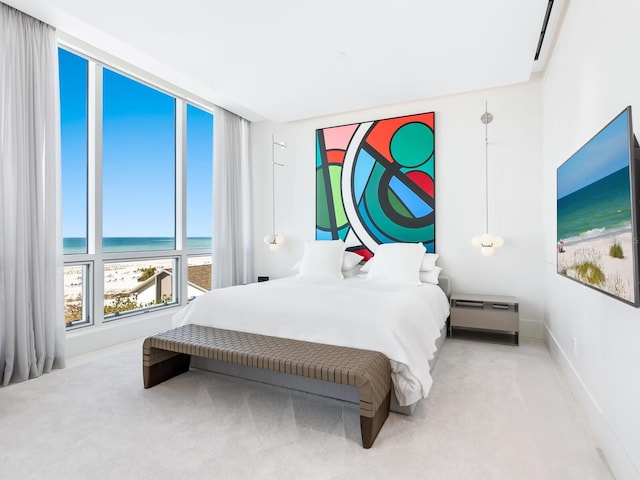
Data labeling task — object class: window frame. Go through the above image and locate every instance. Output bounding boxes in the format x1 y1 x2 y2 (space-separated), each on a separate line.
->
60 45 213 330
64 261 93 330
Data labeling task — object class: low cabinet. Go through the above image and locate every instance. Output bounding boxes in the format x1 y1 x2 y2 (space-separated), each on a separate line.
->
449 293 519 345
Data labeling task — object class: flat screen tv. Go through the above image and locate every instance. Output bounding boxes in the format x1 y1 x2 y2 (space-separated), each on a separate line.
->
557 106 640 306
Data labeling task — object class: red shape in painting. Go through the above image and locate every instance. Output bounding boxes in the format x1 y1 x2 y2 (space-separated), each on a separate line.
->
406 171 434 197
326 149 345 165
365 113 434 164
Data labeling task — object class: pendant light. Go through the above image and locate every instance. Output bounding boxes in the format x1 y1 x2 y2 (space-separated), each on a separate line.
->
471 102 504 256
264 135 286 251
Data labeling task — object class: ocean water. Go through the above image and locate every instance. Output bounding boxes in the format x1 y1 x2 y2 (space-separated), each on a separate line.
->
63 237 212 254
557 166 632 243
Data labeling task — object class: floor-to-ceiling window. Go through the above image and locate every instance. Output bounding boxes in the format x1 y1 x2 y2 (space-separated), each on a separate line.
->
59 47 214 329
185 103 214 299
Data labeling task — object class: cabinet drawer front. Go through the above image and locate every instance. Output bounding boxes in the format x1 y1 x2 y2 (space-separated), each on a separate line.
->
450 308 519 332
451 299 517 312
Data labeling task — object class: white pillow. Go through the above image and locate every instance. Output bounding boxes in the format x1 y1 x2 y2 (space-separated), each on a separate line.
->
420 253 440 271
292 249 363 273
420 266 442 285
343 251 364 270
342 264 363 278
298 240 346 280
365 242 425 285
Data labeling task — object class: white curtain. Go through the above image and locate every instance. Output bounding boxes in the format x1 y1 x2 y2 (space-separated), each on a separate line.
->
212 107 254 288
0 3 65 385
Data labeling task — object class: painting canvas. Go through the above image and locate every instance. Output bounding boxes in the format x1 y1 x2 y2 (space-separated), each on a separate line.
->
316 112 435 258
556 107 640 306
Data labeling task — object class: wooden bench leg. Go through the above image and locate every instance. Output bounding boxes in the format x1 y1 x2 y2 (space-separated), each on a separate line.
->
143 351 191 388
360 390 391 448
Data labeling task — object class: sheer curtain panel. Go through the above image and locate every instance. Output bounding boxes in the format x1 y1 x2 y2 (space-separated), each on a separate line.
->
0 3 65 385
212 107 254 288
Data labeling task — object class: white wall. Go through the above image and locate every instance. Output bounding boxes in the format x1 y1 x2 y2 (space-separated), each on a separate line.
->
250 81 545 335
542 1 640 478
65 309 174 358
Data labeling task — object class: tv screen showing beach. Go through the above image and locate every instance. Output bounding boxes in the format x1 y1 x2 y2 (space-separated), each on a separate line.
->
557 106 639 306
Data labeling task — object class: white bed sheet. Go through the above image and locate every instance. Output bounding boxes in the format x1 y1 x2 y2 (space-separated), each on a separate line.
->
172 276 450 406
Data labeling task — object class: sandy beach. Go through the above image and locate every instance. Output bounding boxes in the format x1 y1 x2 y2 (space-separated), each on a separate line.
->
64 256 212 300
557 230 635 301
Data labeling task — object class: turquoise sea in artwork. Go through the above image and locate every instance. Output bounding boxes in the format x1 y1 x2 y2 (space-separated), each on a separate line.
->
63 237 212 254
557 166 631 244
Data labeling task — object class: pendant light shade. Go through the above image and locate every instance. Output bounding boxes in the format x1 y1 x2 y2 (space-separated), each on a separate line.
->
263 233 285 251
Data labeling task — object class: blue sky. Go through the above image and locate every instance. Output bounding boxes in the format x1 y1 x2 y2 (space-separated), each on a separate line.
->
60 48 87 239
557 108 631 199
60 48 213 241
186 104 213 239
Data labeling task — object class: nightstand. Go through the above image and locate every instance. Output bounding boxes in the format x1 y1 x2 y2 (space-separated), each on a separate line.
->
449 293 519 345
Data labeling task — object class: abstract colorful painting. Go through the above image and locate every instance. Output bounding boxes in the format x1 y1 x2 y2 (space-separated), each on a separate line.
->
316 112 436 257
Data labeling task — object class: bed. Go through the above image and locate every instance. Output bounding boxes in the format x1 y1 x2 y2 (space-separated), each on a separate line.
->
171 241 450 415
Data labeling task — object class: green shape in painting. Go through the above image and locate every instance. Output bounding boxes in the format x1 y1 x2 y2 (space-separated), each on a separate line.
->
388 187 413 219
329 165 348 228
390 123 434 168
316 169 331 230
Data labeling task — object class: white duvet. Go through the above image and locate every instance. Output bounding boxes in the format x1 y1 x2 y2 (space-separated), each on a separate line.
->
172 276 450 406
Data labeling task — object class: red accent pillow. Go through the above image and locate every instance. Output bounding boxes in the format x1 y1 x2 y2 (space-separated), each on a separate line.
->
350 248 374 261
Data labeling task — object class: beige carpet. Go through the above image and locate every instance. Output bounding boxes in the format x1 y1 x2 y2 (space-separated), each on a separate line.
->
0 338 613 479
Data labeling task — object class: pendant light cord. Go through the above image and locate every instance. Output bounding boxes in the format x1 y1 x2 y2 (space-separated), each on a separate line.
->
271 136 276 238
481 101 493 235
485 103 489 234
270 135 286 242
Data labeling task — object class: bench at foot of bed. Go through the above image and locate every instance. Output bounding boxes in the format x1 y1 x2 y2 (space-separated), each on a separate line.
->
142 324 391 449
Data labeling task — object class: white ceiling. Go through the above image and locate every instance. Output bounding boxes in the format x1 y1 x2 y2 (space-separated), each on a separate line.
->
5 0 565 123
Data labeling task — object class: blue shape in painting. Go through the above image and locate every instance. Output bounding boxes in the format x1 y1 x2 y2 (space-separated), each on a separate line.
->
389 176 433 218
352 149 376 203
316 229 333 240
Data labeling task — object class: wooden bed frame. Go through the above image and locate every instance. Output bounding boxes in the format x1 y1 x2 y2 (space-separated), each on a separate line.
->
143 324 392 448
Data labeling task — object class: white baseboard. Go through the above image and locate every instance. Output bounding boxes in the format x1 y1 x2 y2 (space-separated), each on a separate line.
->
544 325 638 480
